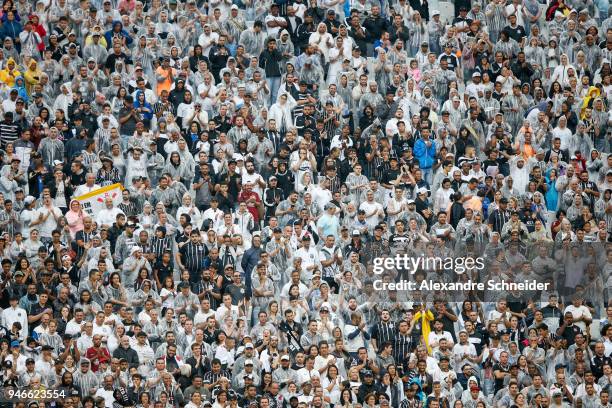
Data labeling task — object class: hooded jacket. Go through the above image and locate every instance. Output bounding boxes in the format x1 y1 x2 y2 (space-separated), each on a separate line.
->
104 21 133 49
23 59 41 94
0 58 21 87
12 75 28 102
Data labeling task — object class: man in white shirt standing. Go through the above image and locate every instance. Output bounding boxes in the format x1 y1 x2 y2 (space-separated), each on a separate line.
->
96 197 125 229
265 4 287 38
31 194 62 244
198 24 219 58
73 173 101 197
359 190 384 231
1 295 28 340
133 331 155 378
292 235 321 281
563 295 593 333
94 375 116 407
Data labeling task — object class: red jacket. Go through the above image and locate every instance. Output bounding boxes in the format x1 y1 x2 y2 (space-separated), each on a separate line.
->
85 346 111 372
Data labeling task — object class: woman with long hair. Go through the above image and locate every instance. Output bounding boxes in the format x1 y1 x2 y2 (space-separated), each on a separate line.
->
61 354 78 375
106 272 128 311
132 278 162 313
104 322 126 354
339 388 355 407
110 142 126 178
408 11 428 56
136 392 153 408
160 275 178 311
55 371 81 397
321 364 343 405
1 142 16 164
55 306 71 336
74 289 101 321
266 300 282 328
95 156 121 187
111 86 128 117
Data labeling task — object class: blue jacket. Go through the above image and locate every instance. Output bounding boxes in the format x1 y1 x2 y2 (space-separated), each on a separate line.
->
413 138 437 169
104 21 133 48
1 20 22 41
241 245 262 298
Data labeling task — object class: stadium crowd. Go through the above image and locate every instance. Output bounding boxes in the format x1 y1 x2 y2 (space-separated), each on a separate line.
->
0 0 610 406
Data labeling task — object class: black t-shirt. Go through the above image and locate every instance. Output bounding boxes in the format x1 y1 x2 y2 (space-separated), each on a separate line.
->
558 324 582 346
435 310 458 342
217 172 242 202
507 294 526 314
119 106 139 136
154 261 173 286
203 328 220 344
440 53 459 70
381 167 401 186
468 329 486 355
225 283 246 306
104 52 133 73
504 24 527 43
493 363 510 393
29 302 52 332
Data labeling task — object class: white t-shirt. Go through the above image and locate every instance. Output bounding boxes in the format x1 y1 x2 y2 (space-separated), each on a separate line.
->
265 15 286 38
428 330 455 348
198 32 219 57
241 172 265 197
563 304 592 332
96 207 125 228
359 201 383 229
160 287 177 308
35 206 62 238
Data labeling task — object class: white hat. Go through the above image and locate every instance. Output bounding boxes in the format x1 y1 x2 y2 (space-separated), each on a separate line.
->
431 9 440 15
131 246 143 255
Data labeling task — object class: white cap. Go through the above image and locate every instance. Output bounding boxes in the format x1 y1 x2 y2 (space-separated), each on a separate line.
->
431 9 440 15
